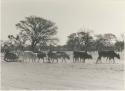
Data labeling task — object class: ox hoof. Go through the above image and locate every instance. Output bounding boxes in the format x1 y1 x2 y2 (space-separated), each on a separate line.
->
47 61 51 63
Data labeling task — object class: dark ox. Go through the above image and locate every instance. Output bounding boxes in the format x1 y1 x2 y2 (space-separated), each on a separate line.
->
73 51 92 63
4 52 19 62
56 51 70 62
47 51 70 63
47 51 59 63
37 52 46 63
96 51 120 64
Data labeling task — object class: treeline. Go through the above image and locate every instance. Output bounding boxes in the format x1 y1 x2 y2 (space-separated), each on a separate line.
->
50 35 124 52
65 31 124 52
1 16 124 52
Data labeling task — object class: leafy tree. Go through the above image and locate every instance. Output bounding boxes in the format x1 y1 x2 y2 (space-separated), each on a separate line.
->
66 33 80 51
1 40 14 53
95 33 117 51
16 16 58 51
66 28 93 52
115 41 124 51
7 34 25 51
77 30 93 52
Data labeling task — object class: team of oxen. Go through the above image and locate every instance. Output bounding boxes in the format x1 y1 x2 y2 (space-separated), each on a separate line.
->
3 50 120 64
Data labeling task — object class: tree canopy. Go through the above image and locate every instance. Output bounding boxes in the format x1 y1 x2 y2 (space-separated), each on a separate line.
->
16 16 58 51
66 29 93 52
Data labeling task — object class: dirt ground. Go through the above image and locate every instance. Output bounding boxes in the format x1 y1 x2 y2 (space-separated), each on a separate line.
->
1 60 124 90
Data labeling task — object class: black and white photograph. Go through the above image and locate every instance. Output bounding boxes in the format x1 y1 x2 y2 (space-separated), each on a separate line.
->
0 0 125 90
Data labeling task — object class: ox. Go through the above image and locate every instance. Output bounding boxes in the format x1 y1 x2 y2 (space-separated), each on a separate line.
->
4 51 19 62
47 51 58 63
37 52 47 63
18 51 37 62
96 51 120 64
73 51 92 63
47 51 70 63
56 51 70 63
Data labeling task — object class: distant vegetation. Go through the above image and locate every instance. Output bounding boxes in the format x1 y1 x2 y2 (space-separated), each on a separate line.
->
1 16 124 53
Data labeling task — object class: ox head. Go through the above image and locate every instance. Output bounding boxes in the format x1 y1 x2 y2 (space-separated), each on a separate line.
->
89 55 92 59
43 53 46 57
66 55 70 60
88 55 92 59
116 53 120 59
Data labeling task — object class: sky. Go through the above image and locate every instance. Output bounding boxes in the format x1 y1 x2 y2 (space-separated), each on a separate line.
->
1 0 125 45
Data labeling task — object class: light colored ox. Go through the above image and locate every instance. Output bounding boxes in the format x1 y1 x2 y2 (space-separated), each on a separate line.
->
18 51 37 63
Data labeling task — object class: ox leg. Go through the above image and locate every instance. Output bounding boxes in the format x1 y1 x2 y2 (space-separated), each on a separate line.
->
38 58 41 63
106 57 109 63
76 58 78 62
113 58 115 64
33 59 35 63
35 58 36 63
39 58 41 63
73 57 76 63
22 59 24 62
96 59 99 64
32 58 34 63
74 58 76 63
32 58 33 63
96 57 101 64
78 58 80 62
48 58 50 63
80 58 82 62
4 57 7 61
28 58 30 63
23 58 25 63
73 57 75 63
62 58 66 63
79 58 81 62
43 58 44 63
77 58 80 62
56 59 58 63
64 58 66 63
47 58 49 63
62 58 63 63
75 58 77 63
33 58 35 63
48 58 51 63
108 57 113 64
47 57 49 62
73 57 74 63
83 58 85 63
79 58 84 62
50 58 52 63
75 58 78 63
109 58 111 64
74 58 76 62
84 59 86 63
23 57 26 62
52 59 54 63
108 58 110 64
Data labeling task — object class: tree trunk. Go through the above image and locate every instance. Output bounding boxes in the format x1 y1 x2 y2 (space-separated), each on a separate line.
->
85 42 88 53
31 45 35 52
31 41 37 52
